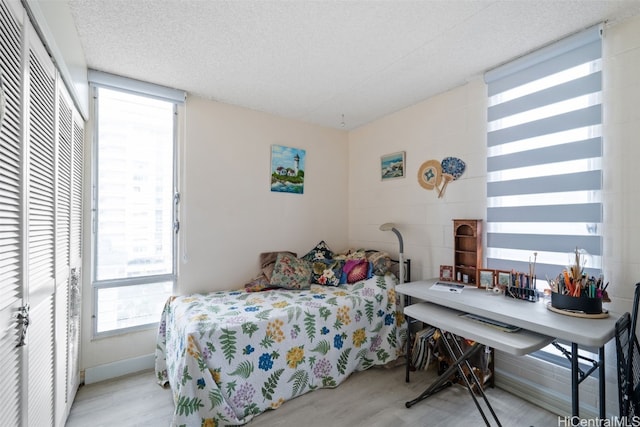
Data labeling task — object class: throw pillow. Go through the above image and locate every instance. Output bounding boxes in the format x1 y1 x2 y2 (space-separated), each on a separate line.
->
301 240 334 262
344 258 368 284
366 250 392 276
310 259 344 286
244 273 275 292
260 251 297 281
270 252 312 290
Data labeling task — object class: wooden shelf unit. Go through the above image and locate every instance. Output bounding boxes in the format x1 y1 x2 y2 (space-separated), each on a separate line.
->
453 219 483 286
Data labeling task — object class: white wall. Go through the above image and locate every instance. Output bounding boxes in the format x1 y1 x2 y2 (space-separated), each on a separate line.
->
80 95 349 371
602 14 640 314
347 78 487 281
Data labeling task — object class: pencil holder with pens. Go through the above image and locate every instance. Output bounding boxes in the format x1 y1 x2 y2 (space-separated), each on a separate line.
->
505 285 538 302
503 270 538 302
548 248 607 314
550 292 602 314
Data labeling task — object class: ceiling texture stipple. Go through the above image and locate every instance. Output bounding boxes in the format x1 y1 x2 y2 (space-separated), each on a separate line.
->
68 0 640 130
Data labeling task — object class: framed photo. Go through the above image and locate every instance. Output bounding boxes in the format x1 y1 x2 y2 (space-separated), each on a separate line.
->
478 269 495 289
496 270 512 289
439 265 453 281
271 145 306 194
381 151 405 180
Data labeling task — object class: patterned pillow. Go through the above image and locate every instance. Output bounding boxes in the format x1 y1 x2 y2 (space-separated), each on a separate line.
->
310 259 344 287
366 250 392 276
260 251 297 281
244 273 275 292
344 259 369 284
301 240 334 262
270 252 312 290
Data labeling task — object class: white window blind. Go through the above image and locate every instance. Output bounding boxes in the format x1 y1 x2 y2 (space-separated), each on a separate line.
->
484 25 603 280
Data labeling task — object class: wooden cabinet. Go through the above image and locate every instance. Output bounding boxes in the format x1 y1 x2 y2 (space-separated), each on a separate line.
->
453 219 482 286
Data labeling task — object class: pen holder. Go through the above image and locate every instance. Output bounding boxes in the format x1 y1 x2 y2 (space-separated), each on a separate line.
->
551 292 602 314
505 286 538 302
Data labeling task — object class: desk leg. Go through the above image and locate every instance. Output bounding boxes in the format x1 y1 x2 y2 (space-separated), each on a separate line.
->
405 342 482 408
406 314 411 383
571 342 579 424
599 346 605 420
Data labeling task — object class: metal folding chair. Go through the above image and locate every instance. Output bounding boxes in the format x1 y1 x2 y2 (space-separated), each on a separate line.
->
615 283 640 419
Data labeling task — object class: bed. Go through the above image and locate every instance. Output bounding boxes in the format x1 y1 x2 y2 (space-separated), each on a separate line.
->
155 245 408 426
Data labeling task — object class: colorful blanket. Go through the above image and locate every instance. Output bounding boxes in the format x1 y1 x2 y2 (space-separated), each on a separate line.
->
155 273 407 426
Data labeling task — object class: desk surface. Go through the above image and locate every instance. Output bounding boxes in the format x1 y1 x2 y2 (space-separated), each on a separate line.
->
397 279 618 348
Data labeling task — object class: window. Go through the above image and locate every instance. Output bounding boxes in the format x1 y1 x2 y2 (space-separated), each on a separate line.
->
484 26 603 366
484 25 602 281
91 71 184 336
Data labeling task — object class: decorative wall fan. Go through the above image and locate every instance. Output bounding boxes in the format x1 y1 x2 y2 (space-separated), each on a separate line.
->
417 157 466 198
438 157 466 198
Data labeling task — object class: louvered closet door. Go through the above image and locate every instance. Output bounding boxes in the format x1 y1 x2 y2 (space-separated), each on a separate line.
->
25 18 57 427
0 0 25 424
67 111 84 407
54 83 73 427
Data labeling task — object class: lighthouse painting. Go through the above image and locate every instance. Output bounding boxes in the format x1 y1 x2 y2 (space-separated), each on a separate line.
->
271 145 306 194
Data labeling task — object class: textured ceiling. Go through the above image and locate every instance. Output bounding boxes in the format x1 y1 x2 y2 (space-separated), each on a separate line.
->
67 0 640 130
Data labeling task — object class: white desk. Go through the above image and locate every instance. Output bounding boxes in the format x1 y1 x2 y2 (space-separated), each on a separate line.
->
397 279 619 420
405 302 553 356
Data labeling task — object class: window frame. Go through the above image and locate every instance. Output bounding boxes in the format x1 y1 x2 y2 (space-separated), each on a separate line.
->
89 77 182 338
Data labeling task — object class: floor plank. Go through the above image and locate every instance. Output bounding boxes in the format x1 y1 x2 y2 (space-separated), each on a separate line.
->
66 365 559 426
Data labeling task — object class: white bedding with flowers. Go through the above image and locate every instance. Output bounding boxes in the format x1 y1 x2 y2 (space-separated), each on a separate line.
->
155 273 407 426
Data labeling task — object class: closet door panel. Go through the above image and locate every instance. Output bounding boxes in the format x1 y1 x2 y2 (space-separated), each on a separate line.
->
0 0 24 424
0 1 84 425
25 19 56 427
67 112 84 405
54 84 73 426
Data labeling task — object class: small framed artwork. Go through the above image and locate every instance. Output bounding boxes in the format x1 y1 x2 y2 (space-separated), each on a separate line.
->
496 270 512 289
478 269 495 290
381 151 405 180
271 145 306 194
439 265 453 282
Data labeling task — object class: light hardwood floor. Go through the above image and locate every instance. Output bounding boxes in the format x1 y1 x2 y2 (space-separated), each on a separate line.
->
66 365 559 426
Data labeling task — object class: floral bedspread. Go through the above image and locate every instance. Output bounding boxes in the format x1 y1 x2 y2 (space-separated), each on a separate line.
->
155 273 407 426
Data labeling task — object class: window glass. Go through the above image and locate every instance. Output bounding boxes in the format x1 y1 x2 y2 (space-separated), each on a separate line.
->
93 86 176 335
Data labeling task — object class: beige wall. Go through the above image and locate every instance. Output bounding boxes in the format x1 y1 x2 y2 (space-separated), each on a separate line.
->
347 76 487 282
178 96 349 294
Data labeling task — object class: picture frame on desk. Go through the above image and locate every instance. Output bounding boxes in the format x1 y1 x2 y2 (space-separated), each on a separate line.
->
439 265 453 281
496 270 512 289
478 269 495 290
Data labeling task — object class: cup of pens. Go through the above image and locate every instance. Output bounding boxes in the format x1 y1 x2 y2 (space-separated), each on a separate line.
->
549 248 607 315
551 291 603 314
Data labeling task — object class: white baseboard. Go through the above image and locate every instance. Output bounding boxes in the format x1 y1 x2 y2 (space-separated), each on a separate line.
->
84 353 155 385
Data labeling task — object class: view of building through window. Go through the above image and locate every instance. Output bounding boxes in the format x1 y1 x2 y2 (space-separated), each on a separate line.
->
93 86 176 334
